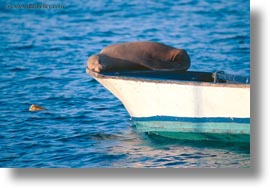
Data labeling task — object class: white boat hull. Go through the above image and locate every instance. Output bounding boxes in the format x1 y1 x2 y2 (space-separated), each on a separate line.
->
87 70 250 138
94 77 250 119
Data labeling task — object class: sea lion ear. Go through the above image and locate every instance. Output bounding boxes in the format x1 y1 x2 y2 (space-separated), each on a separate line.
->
170 54 176 62
171 49 191 71
170 49 181 62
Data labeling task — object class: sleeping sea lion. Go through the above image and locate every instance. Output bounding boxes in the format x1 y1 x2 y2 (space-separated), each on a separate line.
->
87 41 190 73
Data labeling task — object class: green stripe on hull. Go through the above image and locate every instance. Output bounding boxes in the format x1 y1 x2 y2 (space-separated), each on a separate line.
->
134 121 250 142
134 121 250 135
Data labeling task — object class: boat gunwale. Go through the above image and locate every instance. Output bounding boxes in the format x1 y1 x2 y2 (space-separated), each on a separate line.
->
86 69 250 88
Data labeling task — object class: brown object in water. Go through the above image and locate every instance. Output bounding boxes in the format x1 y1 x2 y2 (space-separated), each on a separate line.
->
29 104 46 111
87 41 191 73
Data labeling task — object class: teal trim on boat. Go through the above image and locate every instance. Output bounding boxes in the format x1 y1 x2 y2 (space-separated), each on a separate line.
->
132 116 250 124
133 118 250 142
134 121 250 134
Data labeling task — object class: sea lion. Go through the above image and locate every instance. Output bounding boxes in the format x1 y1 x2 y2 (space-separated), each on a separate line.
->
29 104 46 111
87 41 191 73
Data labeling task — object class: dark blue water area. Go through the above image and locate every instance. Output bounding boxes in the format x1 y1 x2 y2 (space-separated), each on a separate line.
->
0 0 250 167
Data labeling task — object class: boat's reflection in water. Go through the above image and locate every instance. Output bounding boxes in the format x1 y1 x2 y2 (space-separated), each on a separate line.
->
102 124 250 168
142 131 250 144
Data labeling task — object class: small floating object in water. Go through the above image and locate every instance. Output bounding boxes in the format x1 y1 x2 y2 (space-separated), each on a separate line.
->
29 104 46 111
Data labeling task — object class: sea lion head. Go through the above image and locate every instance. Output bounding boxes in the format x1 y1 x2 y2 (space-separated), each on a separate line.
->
170 49 191 71
87 54 104 73
29 104 46 111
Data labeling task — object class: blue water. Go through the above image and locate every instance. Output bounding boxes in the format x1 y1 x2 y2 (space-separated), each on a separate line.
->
0 0 250 168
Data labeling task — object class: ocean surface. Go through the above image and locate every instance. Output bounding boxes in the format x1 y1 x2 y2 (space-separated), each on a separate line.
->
0 0 250 168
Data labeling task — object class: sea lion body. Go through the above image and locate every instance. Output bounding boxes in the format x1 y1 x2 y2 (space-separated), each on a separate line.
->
87 41 190 73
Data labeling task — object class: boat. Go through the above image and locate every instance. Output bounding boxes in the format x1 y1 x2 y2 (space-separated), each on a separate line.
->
86 68 250 142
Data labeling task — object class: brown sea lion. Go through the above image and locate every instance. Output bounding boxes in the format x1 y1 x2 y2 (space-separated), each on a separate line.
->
87 41 191 73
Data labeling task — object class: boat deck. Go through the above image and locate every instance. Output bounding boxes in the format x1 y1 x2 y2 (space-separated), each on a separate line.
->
88 69 250 85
